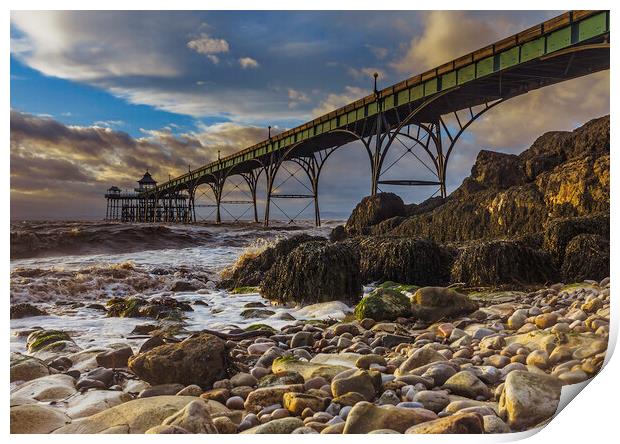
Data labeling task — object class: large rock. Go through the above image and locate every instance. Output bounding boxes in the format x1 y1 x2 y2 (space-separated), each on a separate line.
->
271 357 348 381
10 404 71 434
356 237 455 286
106 296 192 320
343 402 438 433
161 399 218 433
331 369 379 401
26 329 78 355
10 303 47 319
260 241 362 305
409 287 478 322
405 412 484 434
451 240 557 286
128 333 229 388
66 390 132 419
220 234 324 289
561 233 609 281
244 384 305 413
354 288 410 321
345 192 405 235
498 370 562 430
470 150 527 190
11 374 76 402
442 371 489 400
10 352 51 382
53 396 228 434
543 214 609 266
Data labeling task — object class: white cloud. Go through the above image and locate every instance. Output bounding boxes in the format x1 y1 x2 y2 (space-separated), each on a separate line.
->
238 57 259 69
312 86 368 117
206 54 220 64
347 66 386 81
186 34 230 55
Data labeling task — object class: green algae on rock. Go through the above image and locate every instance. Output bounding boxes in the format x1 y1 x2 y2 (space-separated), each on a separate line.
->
354 288 410 321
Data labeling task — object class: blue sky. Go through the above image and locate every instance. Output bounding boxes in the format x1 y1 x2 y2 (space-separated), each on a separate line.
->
10 10 609 220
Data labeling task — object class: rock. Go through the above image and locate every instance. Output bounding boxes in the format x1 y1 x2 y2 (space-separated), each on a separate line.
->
10 303 47 319
128 333 229 388
422 363 457 385
106 296 192 320
260 240 362 305
345 193 405 235
442 371 489 400
470 150 527 189
170 280 198 292
272 357 348 381
230 372 258 387
412 390 451 413
543 213 609 266
410 287 478 322
243 384 304 413
290 331 315 348
213 416 237 434
405 412 484 434
96 346 133 368
356 237 454 286
225 396 245 410
561 234 610 281
343 402 438 433
221 234 325 289
534 313 558 329
66 390 132 419
283 392 328 415
451 240 557 286
354 288 410 321
330 225 347 241
241 417 304 434
483 415 511 433
331 369 378 401
259 371 305 387
498 370 562 430
333 391 367 406
26 329 77 354
145 425 189 434
10 353 50 382
10 404 70 433
76 378 106 390
177 385 203 396
53 396 228 434
558 370 589 385
396 348 447 376
11 374 76 401
240 308 276 319
526 350 550 368
161 399 218 433
138 383 185 398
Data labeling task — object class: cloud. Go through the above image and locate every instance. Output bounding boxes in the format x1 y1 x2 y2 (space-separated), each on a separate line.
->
186 34 230 55
238 57 259 69
312 86 368 117
287 88 310 109
366 44 388 60
392 11 499 74
347 66 386 81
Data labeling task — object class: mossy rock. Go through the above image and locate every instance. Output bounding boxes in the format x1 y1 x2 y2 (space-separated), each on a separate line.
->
245 324 277 333
231 286 260 294
354 288 411 321
240 308 276 319
10 303 47 320
378 281 420 293
26 330 73 353
106 297 191 320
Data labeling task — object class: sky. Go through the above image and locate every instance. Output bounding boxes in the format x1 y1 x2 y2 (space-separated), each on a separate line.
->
10 10 610 221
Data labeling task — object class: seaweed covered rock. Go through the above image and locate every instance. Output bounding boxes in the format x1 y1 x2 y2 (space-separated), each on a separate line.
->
329 225 346 242
26 329 77 354
260 241 362 305
10 303 47 319
345 193 405 235
561 234 610 282
470 150 527 189
356 236 455 286
128 333 229 388
354 288 411 321
542 213 609 265
220 234 324 289
410 287 478 322
451 240 557 286
106 296 192 320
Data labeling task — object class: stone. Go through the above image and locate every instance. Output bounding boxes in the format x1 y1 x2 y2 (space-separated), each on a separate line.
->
10 353 50 382
526 350 550 368
395 347 447 376
213 416 237 434
128 333 229 388
483 415 511 433
11 374 76 401
535 313 558 329
558 370 589 385
10 404 70 434
422 363 457 385
442 371 489 400
413 390 451 413
355 354 386 370
26 329 79 356
377 390 401 406
177 384 203 396
272 357 348 381
333 391 367 406
138 383 185 398
410 287 479 322
201 388 230 404
283 392 328 415
291 331 315 348
145 425 189 434
345 192 405 235
53 396 228 434
10 303 47 319
405 412 484 434
498 370 562 430
343 402 438 433
507 312 527 330
259 371 305 387
354 288 410 321
161 399 218 433
66 390 132 419
96 346 133 368
76 378 106 390
241 417 305 434
230 372 258 387
225 396 245 410
244 384 304 413
331 369 378 401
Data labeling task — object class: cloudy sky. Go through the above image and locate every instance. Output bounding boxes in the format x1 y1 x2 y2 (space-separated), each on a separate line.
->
10 10 609 221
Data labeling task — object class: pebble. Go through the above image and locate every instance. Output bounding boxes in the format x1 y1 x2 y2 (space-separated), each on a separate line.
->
226 396 245 410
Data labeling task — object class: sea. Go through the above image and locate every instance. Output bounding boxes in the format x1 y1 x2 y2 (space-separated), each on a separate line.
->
10 220 359 354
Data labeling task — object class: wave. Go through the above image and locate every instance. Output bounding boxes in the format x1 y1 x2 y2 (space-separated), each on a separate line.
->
10 221 213 260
